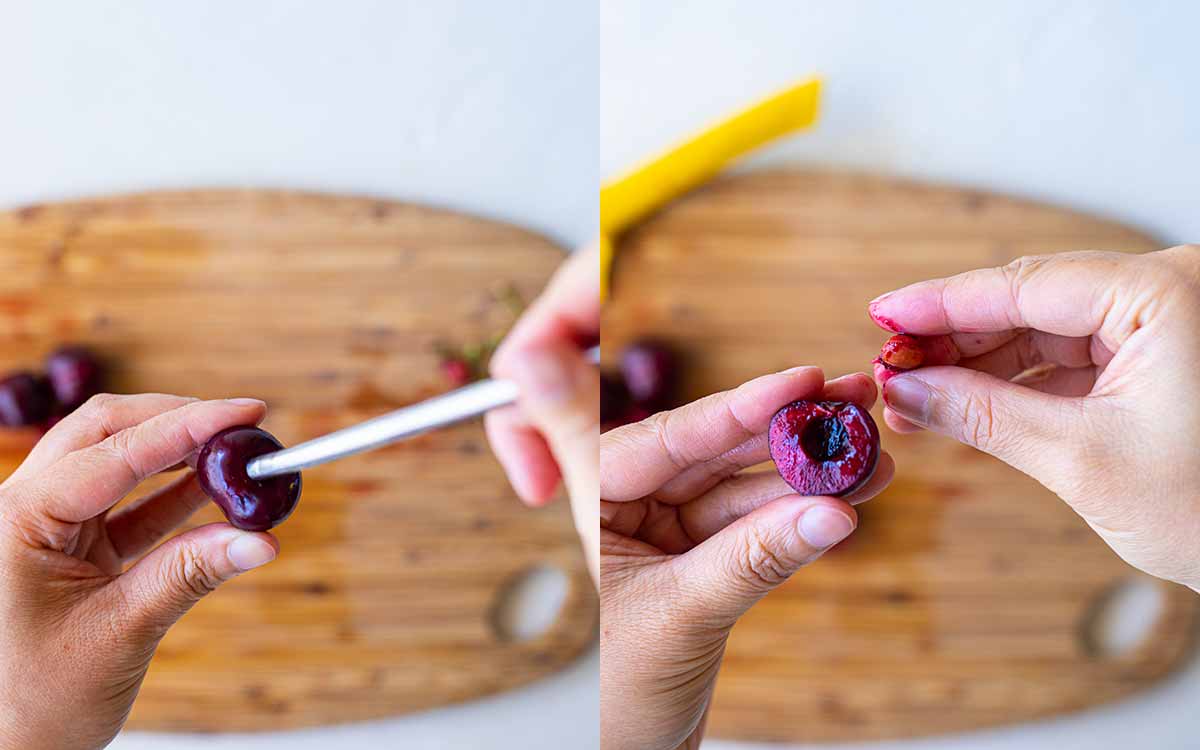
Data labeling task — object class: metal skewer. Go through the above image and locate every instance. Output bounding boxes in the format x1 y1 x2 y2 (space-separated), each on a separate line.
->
246 346 600 480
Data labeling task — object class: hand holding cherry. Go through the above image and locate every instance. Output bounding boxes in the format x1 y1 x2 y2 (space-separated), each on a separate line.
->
600 367 894 750
0 395 279 750
869 245 1200 589
0 345 301 533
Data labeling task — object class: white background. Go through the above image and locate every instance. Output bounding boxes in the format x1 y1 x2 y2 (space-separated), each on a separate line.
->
0 2 597 749
603 1 1200 749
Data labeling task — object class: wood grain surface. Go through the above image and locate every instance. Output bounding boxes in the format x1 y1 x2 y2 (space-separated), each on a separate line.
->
0 190 597 731
601 169 1197 742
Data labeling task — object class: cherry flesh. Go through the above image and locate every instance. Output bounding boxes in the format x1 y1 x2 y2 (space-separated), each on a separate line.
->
0 372 54 427
601 373 657 432
197 426 302 532
620 340 678 412
769 400 880 497
46 346 105 413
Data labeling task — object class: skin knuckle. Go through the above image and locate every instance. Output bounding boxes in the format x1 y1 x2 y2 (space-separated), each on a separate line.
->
4 482 76 551
1002 253 1053 281
173 544 224 599
738 527 792 589
1001 255 1053 314
103 430 145 478
646 411 688 471
958 390 999 451
81 392 119 417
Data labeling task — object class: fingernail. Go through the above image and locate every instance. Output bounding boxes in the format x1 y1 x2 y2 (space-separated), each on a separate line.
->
227 535 277 571
511 349 574 405
868 295 904 333
799 507 855 549
226 398 266 407
883 375 932 422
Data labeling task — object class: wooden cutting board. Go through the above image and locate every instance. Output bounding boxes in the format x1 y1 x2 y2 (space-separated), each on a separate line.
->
602 170 1198 742
0 190 597 731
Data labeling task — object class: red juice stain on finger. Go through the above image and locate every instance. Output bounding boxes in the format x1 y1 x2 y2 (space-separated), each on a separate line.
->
868 301 906 334
873 359 905 388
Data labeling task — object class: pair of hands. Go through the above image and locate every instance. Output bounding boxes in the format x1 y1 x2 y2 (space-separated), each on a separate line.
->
4 242 1196 749
0 246 600 750
601 245 1200 750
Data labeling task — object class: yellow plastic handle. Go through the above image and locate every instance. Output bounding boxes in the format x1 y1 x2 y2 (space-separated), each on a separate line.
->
600 78 821 237
599 78 822 300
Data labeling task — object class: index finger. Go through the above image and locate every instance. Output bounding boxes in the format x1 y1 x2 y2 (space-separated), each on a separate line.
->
16 398 267 525
600 366 825 502
868 251 1135 339
13 393 198 481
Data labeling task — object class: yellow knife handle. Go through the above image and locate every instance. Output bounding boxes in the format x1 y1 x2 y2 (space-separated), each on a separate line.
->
600 78 822 237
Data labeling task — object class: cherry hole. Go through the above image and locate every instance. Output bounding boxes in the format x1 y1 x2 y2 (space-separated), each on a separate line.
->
800 416 849 462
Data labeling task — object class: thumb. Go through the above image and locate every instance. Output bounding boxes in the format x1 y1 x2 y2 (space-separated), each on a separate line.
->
674 495 855 626
115 523 278 636
883 366 1085 479
507 343 599 585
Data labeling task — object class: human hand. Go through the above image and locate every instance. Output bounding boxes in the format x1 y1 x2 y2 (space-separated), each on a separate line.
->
870 245 1200 588
600 368 894 750
487 244 599 585
0 394 280 750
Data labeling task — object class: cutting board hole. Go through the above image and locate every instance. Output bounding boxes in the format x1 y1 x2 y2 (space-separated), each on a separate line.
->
1080 577 1165 659
490 564 568 643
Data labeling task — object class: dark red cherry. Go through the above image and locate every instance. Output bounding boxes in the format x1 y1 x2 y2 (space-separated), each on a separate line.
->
619 340 678 411
442 358 473 387
601 373 631 429
769 400 880 497
197 426 301 532
45 346 105 413
0 372 54 427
